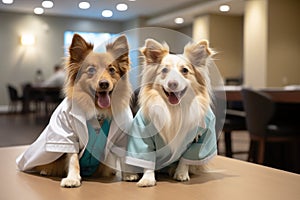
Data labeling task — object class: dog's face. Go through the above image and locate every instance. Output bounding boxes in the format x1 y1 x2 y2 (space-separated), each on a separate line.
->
153 54 194 105
141 39 212 106
64 34 130 118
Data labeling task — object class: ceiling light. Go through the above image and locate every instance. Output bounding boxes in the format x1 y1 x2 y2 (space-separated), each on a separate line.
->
102 10 113 18
34 7 44 15
219 4 230 12
128 0 136 1
174 17 184 24
116 3 128 11
2 0 13 4
42 1 53 9
79 1 90 9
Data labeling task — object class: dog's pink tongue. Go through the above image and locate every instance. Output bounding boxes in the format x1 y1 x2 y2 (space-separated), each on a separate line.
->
97 92 111 108
168 92 180 105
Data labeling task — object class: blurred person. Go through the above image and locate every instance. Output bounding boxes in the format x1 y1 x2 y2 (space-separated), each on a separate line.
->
41 64 66 87
34 69 44 84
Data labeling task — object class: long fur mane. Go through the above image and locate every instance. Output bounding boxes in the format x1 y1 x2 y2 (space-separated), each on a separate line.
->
139 39 214 146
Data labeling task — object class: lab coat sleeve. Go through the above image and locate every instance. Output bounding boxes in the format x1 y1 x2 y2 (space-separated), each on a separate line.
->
16 99 83 171
181 108 218 165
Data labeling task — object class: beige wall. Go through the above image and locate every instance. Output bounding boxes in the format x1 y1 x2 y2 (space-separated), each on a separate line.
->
193 0 300 88
210 14 243 80
267 0 300 86
243 0 268 88
244 0 300 88
193 14 243 81
193 15 210 41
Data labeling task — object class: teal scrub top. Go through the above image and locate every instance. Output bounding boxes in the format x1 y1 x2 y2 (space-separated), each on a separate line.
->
126 107 217 170
79 119 110 177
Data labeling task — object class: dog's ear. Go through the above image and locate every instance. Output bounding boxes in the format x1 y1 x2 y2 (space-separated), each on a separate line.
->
106 35 130 73
106 35 129 63
141 39 169 64
69 34 94 64
184 40 213 67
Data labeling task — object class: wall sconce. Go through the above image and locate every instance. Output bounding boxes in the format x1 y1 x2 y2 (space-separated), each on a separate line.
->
20 34 35 46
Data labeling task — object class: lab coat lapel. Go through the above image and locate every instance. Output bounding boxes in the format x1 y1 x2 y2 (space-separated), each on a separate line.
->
69 101 89 157
105 106 133 159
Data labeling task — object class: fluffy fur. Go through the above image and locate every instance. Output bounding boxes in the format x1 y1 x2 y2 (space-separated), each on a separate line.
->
34 34 131 187
64 34 131 119
131 38 214 187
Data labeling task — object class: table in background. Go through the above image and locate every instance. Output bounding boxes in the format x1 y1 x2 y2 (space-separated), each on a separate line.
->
215 86 300 173
22 85 62 114
221 86 300 103
1 146 299 200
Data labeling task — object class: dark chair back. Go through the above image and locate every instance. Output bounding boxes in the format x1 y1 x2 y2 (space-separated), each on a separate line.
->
241 88 275 137
7 85 20 102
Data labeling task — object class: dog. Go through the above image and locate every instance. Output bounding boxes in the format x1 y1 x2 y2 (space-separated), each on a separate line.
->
124 38 217 187
16 34 132 187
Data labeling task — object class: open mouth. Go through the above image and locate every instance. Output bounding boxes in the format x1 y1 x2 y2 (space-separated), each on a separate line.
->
163 87 187 105
95 90 112 109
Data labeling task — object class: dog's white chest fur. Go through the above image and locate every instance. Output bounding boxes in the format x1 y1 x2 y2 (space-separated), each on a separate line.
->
147 97 204 152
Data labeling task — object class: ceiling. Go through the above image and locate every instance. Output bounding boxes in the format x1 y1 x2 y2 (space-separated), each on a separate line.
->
0 0 244 27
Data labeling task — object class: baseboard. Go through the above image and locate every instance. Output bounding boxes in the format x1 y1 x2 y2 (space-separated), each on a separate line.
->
0 105 21 114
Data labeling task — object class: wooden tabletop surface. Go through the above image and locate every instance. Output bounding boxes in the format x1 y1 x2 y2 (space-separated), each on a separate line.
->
1 146 299 200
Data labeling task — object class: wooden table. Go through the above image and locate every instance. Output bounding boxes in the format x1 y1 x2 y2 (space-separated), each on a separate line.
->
1 146 300 200
220 86 300 103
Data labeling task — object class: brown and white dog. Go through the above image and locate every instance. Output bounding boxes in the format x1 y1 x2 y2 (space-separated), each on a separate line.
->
125 38 217 187
16 34 132 187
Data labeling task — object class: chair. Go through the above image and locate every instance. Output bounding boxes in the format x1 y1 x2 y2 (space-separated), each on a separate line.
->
43 88 63 116
222 108 247 157
213 96 247 158
7 84 23 113
241 88 300 164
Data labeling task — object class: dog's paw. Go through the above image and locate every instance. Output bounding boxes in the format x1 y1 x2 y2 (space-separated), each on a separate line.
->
60 177 81 188
122 173 139 182
137 178 156 187
37 166 55 176
40 169 49 176
173 170 190 182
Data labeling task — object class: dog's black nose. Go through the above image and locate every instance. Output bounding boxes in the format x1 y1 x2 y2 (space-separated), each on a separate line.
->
99 80 109 89
168 80 178 90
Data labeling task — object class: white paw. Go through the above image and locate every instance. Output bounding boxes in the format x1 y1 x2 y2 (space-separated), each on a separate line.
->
60 177 81 188
122 173 139 181
173 170 190 182
137 178 156 187
40 169 48 176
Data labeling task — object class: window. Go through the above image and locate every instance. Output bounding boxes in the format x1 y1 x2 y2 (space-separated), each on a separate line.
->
64 31 115 55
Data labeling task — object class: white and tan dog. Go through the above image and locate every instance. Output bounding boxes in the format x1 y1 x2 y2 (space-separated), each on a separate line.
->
125 39 217 187
16 34 132 187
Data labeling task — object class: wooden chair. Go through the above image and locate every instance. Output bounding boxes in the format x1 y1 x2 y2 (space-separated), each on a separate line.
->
241 88 300 164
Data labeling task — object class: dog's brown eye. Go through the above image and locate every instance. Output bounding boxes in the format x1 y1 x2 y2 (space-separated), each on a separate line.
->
181 67 189 75
162 67 169 73
108 67 116 75
87 66 96 75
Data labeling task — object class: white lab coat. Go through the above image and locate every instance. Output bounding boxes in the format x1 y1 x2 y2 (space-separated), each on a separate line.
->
16 98 133 171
